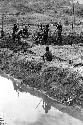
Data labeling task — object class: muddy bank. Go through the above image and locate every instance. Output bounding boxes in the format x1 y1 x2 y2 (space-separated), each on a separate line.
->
14 83 83 122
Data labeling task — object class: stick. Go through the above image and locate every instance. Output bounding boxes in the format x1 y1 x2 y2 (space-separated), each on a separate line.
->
35 99 42 109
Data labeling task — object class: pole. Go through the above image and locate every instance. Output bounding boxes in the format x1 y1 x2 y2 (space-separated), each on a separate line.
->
72 0 75 32
73 2 75 30
1 14 4 31
1 14 4 38
72 2 74 31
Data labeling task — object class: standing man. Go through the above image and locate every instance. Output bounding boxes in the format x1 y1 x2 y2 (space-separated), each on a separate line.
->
23 26 28 38
35 24 44 45
13 23 19 34
1 15 4 38
56 21 62 45
12 23 19 41
39 23 43 31
43 24 49 44
1 29 4 38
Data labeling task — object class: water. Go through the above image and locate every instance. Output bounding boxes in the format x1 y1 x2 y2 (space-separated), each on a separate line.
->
0 76 83 125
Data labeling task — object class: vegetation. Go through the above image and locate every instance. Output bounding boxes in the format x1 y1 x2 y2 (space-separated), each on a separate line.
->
0 45 83 107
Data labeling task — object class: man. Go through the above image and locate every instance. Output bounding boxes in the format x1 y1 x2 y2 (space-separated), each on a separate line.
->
12 23 19 41
57 21 62 32
56 21 62 45
43 24 49 44
43 46 52 62
13 23 18 34
1 29 4 38
23 26 28 38
35 24 44 45
40 23 43 31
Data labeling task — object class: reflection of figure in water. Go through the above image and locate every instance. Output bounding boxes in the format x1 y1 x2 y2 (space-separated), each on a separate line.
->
12 81 19 97
42 101 51 113
17 90 19 97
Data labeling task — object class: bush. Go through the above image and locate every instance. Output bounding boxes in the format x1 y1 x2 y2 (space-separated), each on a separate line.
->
40 66 83 106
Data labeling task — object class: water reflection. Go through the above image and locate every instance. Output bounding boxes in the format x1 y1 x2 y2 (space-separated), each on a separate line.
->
0 76 42 125
0 75 83 125
42 101 51 113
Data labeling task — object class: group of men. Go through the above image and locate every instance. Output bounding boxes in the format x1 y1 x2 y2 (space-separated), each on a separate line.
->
0 22 63 62
35 21 63 45
0 21 63 45
12 23 29 42
12 23 54 62
35 23 49 44
12 23 53 62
